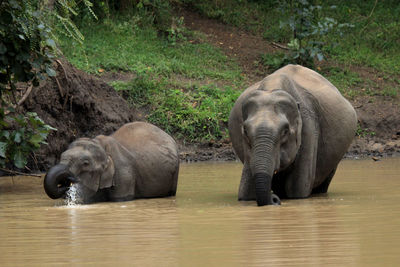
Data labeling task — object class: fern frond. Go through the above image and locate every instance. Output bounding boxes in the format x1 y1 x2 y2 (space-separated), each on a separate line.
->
56 0 78 16
56 14 84 44
83 0 98 20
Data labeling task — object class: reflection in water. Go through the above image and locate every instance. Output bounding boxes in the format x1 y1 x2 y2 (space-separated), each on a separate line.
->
1 158 400 266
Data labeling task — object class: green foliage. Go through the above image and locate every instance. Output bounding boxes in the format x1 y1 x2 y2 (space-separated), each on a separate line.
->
52 0 97 44
113 75 241 141
166 16 187 45
0 111 56 169
356 123 375 138
260 53 287 71
309 1 400 75
0 0 93 169
0 1 57 90
277 0 353 67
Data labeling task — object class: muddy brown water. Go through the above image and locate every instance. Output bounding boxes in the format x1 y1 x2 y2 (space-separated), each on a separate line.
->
1 158 400 266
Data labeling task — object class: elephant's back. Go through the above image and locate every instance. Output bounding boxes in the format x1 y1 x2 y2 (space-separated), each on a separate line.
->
275 65 354 113
113 122 178 162
274 65 356 134
113 122 179 197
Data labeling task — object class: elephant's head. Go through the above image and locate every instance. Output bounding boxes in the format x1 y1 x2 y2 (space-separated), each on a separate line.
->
44 138 115 202
241 89 302 206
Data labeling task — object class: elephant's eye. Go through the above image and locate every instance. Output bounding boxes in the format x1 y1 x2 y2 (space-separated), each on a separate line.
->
243 125 248 136
281 125 290 143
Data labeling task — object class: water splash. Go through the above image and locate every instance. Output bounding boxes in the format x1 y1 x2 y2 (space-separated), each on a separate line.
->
65 184 81 206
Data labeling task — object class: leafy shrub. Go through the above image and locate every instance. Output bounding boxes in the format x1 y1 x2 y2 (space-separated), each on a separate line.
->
0 0 94 170
0 1 58 169
0 111 56 169
356 123 375 138
260 53 287 71
277 0 353 68
0 1 57 90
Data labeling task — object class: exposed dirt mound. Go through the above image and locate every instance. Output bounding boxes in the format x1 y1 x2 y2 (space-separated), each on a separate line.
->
348 96 400 157
22 60 142 170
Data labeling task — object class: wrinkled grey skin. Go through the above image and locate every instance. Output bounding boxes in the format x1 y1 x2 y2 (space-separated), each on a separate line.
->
44 122 179 203
228 65 357 206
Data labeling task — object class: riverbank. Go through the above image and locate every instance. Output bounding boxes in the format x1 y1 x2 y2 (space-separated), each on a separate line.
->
18 4 399 170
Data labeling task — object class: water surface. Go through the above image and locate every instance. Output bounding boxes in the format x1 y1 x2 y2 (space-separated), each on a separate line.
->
1 158 400 266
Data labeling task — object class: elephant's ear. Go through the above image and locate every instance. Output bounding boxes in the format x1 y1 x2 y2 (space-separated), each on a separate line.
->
100 156 115 189
95 135 116 189
295 105 302 148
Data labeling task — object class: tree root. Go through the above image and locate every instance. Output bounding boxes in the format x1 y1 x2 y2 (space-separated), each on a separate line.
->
0 167 42 177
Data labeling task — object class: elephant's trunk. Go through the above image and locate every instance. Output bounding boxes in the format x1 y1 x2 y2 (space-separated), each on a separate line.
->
44 164 76 199
253 129 281 206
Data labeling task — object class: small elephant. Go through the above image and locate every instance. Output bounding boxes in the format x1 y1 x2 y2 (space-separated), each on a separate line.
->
228 65 357 206
44 122 179 203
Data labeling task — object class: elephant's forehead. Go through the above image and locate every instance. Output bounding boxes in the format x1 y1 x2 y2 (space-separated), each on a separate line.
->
61 146 90 158
245 90 296 109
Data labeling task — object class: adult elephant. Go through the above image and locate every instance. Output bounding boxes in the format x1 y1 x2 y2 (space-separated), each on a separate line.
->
44 122 179 204
228 64 357 206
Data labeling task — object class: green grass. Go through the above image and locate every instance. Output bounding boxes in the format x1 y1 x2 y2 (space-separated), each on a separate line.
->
59 17 245 142
321 66 363 95
59 19 242 81
112 75 241 141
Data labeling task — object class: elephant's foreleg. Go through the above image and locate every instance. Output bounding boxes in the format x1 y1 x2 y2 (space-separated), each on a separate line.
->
168 167 179 196
285 118 318 198
312 167 336 194
238 162 256 201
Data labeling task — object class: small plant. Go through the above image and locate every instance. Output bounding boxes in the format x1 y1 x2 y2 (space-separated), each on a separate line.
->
260 53 287 71
356 123 375 138
0 111 56 169
277 0 353 68
167 17 187 45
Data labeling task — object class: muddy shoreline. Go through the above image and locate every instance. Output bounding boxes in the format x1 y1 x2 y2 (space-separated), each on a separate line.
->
178 138 400 163
14 59 397 171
